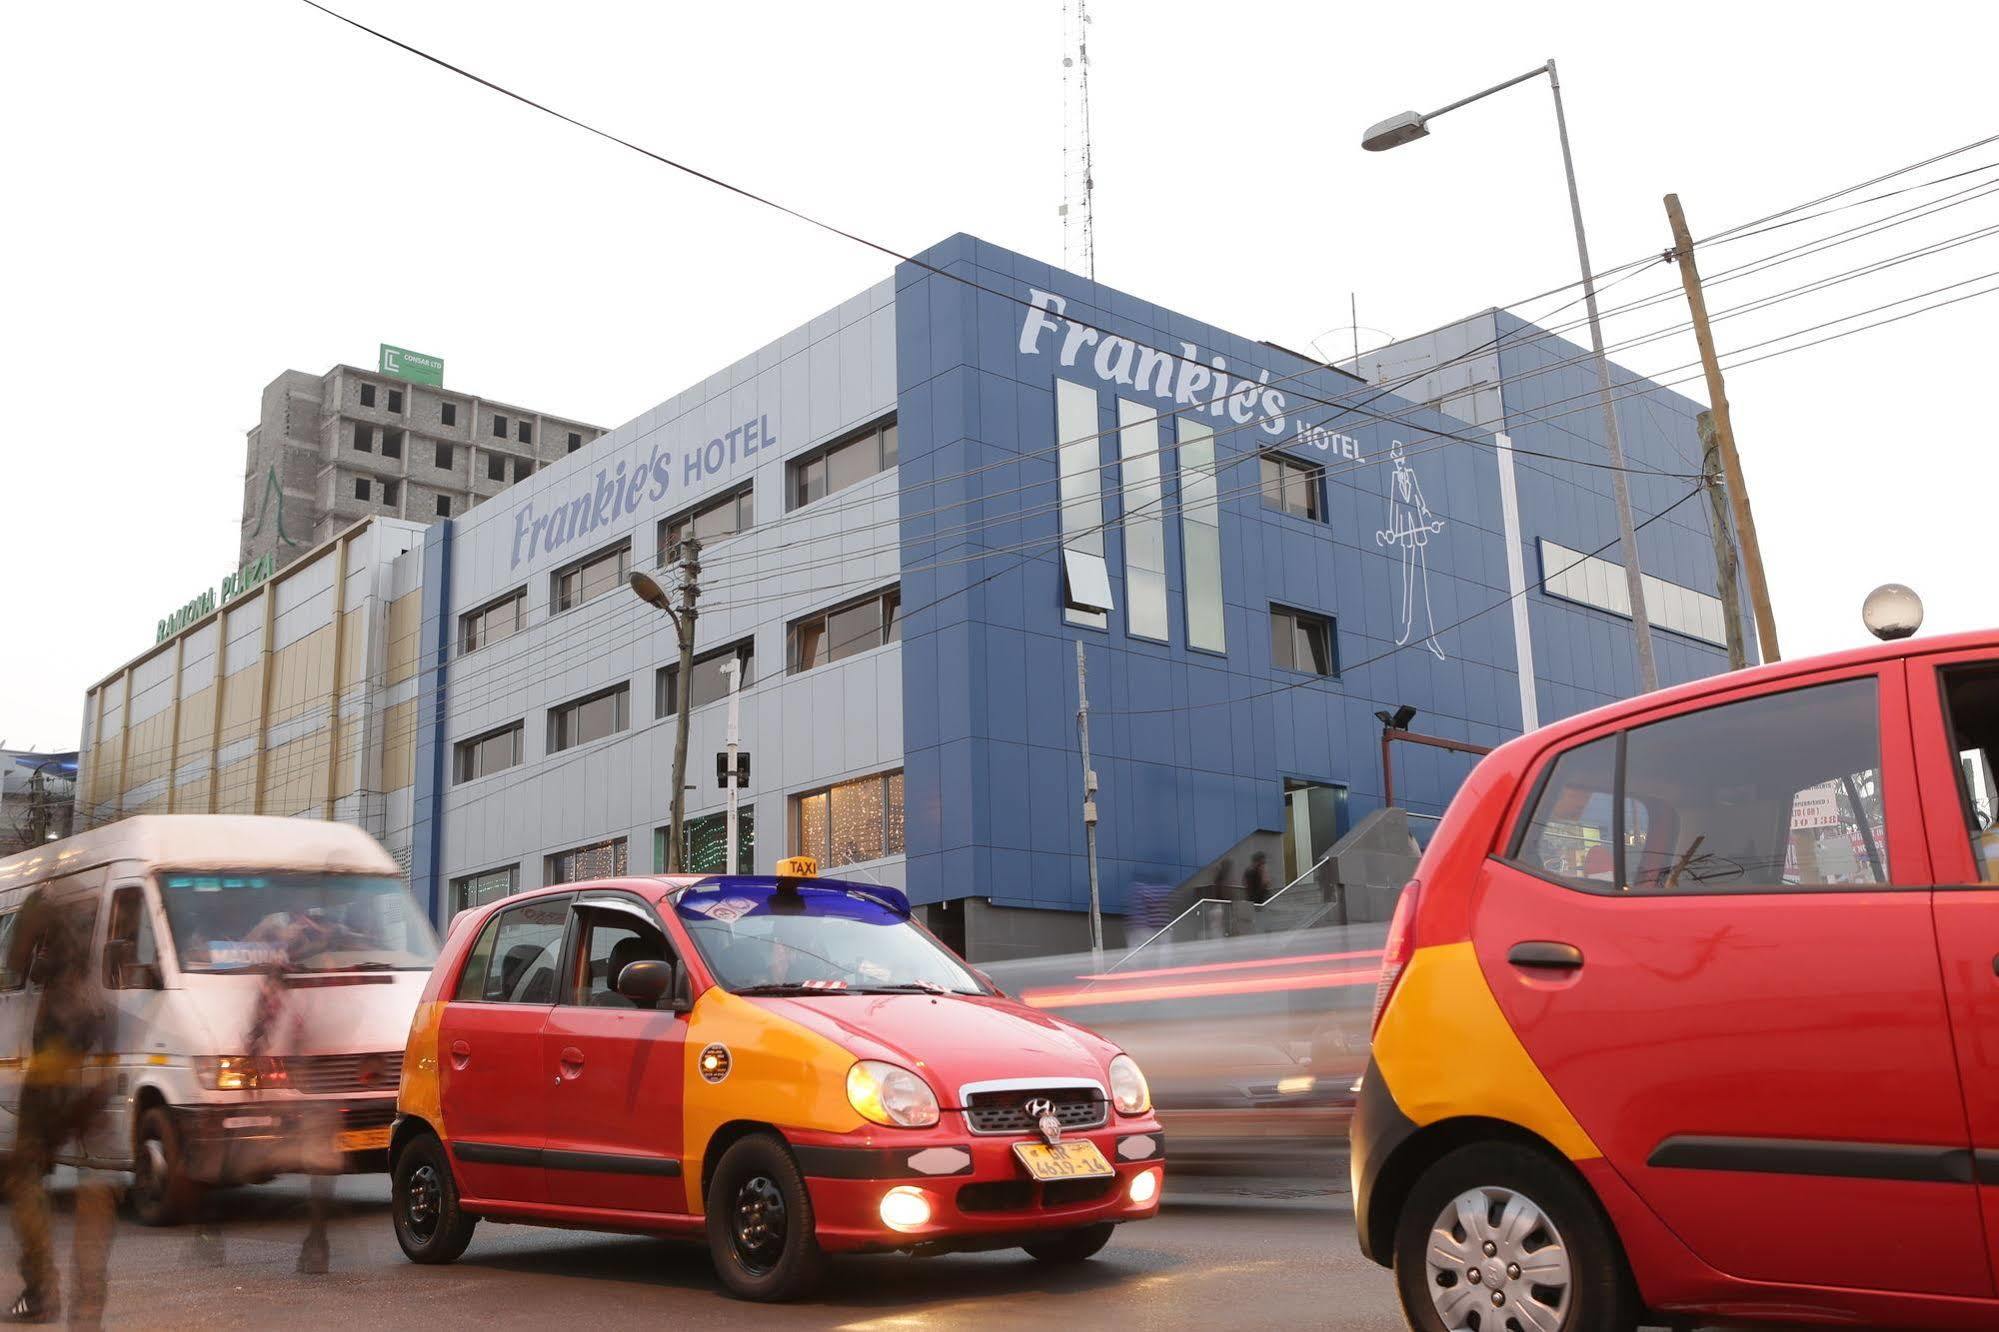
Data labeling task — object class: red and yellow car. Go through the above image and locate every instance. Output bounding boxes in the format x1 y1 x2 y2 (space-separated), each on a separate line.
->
390 858 1164 1300
1356 628 1999 1330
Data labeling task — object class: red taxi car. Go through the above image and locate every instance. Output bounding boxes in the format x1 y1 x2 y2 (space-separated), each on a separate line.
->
389 859 1164 1300
1355 628 1999 1329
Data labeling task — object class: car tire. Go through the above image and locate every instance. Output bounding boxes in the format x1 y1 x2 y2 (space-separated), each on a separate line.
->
1393 1141 1638 1332
391 1132 477 1264
705 1134 825 1302
1021 1222 1116 1264
129 1106 202 1227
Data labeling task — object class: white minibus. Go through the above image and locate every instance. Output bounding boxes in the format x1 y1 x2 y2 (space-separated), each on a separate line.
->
0 815 437 1222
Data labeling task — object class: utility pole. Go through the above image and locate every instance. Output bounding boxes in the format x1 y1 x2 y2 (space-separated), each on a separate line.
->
722 654 742 875
1074 641 1103 966
1697 412 1748 672
666 537 702 871
1665 192 1781 663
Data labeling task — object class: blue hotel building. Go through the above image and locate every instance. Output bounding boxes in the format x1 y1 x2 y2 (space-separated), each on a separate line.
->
377 234 1740 959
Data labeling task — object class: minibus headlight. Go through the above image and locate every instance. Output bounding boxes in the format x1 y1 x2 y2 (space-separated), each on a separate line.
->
194 1056 287 1091
846 1061 940 1128
1108 1054 1151 1115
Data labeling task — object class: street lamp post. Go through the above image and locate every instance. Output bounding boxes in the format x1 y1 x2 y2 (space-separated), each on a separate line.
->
631 539 702 871
1364 59 1660 693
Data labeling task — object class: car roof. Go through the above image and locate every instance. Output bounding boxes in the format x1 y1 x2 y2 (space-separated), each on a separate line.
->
1516 626 1999 752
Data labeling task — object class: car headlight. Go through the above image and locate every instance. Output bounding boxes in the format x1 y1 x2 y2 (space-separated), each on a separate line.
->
194 1056 288 1091
1108 1054 1150 1115
846 1060 940 1128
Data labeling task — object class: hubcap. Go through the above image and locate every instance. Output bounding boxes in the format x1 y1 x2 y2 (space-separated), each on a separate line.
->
405 1164 441 1242
731 1175 787 1275
1424 1186 1572 1332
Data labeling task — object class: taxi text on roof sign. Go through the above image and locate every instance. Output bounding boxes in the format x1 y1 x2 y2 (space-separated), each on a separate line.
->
775 856 819 879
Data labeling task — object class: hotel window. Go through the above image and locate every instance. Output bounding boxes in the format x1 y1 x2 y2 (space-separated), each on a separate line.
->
441 402 457 427
382 479 400 507
436 494 452 517
1537 539 1731 648
492 414 508 438
793 770 904 869
353 423 374 452
353 477 370 502
568 431 582 453
1057 380 1112 627
790 586 900 673
387 388 404 414
548 683 630 753
1117 398 1169 641
657 638 754 717
381 428 404 460
1179 418 1227 652
460 588 525 654
487 452 506 482
546 837 627 886
1261 454 1323 520
454 722 523 783
435 442 454 470
360 383 376 408
659 482 754 566
451 865 517 916
788 417 898 510
1270 605 1336 676
550 540 631 613
655 809 755 875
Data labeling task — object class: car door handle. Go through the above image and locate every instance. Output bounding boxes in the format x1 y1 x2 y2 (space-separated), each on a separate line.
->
449 1040 471 1071
1507 941 1584 971
558 1046 585 1081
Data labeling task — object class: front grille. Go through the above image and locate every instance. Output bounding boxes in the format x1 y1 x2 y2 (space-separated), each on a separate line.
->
963 1087 1107 1136
337 1103 396 1131
288 1052 401 1096
1042 1176 1115 1207
957 1181 1035 1213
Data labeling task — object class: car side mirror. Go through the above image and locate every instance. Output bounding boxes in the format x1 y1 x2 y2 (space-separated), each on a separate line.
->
119 962 163 991
615 959 674 1009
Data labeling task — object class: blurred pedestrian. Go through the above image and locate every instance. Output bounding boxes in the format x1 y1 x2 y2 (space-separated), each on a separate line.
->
4 888 115 1326
1243 852 1272 907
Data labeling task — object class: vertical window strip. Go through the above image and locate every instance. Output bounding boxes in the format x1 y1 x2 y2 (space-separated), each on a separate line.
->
1117 399 1170 642
1056 381 1109 627
1179 419 1227 652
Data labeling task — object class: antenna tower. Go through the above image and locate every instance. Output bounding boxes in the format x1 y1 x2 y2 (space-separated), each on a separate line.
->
1060 0 1096 278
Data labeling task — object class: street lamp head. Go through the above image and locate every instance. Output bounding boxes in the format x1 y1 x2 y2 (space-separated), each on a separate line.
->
1361 110 1429 152
629 566 672 611
1862 583 1923 641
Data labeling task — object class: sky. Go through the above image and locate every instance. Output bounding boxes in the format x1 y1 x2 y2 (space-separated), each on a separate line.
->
3 0 1995 748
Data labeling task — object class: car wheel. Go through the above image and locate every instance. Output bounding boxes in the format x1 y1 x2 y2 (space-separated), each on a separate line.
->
704 1134 825 1302
1021 1222 1115 1264
1393 1142 1638 1332
391 1132 477 1264
128 1106 202 1227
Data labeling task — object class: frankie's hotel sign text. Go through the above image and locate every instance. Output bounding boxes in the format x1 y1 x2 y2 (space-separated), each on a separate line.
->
155 553 276 644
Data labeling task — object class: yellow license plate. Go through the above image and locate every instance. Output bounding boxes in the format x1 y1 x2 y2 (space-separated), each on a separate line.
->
336 1126 392 1153
1012 1140 1113 1181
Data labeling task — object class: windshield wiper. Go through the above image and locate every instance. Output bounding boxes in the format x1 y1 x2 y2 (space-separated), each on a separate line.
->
848 982 984 996
732 983 856 996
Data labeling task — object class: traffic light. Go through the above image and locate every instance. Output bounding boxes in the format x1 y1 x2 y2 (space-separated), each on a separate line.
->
716 751 751 788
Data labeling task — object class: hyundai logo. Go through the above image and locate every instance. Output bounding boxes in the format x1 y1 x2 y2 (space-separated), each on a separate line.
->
1023 1097 1055 1119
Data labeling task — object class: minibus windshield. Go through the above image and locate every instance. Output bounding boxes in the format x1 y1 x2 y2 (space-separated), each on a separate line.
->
675 884 986 996
158 870 439 973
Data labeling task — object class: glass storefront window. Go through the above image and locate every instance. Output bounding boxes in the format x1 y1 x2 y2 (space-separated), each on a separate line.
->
792 771 905 869
546 838 627 886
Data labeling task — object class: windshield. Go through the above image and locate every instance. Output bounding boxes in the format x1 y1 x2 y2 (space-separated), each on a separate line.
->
158 870 439 973
674 883 984 995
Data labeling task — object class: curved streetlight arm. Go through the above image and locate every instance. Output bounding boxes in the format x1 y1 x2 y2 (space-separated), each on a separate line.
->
1421 61 1551 121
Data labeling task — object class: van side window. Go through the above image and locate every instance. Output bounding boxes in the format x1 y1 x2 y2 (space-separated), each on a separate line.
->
1514 736 1628 889
462 896 572 1004
1940 663 1999 884
1625 678 1884 890
0 913 21 991
564 904 674 1008
104 887 160 989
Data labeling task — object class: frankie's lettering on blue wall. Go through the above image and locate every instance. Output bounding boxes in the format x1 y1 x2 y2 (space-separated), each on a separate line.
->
507 415 776 571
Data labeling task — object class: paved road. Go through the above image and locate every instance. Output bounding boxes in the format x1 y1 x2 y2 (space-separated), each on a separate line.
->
20 1174 1403 1330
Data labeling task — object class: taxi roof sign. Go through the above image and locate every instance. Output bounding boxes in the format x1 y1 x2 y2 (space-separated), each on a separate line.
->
775 856 819 879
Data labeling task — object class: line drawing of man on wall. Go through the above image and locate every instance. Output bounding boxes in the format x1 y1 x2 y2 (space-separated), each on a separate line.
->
1375 440 1447 660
